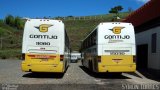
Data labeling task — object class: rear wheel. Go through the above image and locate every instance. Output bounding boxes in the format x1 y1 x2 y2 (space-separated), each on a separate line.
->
89 61 93 72
81 59 84 66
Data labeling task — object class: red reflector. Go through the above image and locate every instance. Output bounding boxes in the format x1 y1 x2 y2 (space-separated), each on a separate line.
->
50 56 56 58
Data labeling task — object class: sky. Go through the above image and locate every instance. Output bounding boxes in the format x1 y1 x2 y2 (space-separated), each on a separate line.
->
0 0 149 19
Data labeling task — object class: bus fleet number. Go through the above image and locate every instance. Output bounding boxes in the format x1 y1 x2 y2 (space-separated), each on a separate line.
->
110 52 125 55
36 42 50 45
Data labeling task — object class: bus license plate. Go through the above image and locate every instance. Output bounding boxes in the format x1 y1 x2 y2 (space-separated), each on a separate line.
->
41 59 48 61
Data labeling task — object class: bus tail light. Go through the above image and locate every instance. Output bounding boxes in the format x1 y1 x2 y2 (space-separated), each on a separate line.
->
133 56 136 63
97 56 101 63
60 55 64 61
27 55 56 59
50 56 56 58
22 54 25 60
28 55 35 58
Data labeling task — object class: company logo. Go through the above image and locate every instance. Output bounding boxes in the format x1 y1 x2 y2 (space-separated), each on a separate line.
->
35 24 53 32
109 27 125 34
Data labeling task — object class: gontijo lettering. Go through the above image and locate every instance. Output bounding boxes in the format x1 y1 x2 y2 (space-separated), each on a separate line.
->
29 34 58 39
104 35 130 39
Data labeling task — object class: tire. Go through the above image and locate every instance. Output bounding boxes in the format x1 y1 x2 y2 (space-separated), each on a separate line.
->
81 59 84 66
89 61 93 72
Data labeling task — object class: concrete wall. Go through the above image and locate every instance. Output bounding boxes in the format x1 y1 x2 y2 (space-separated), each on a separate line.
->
136 26 160 70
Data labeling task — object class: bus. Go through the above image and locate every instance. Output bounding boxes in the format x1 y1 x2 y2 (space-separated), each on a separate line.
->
81 22 136 73
21 19 70 73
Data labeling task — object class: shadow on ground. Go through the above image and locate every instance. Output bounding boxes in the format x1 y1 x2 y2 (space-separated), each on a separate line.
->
138 69 160 82
22 72 64 79
22 65 70 79
79 65 130 79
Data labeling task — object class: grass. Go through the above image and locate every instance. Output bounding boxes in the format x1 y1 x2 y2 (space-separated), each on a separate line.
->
0 20 22 47
0 49 21 59
64 19 103 50
64 12 130 51
0 12 130 59
0 20 22 59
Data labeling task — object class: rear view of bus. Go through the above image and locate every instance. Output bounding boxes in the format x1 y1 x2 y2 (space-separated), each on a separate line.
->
21 19 70 73
98 22 136 72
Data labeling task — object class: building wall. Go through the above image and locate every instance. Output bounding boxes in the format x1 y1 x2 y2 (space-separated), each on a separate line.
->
136 26 160 70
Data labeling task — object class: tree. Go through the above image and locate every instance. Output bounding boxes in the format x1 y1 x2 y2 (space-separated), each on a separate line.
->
43 16 48 19
5 15 15 26
109 8 118 14
116 6 123 12
5 15 24 30
19 22 24 30
109 5 123 17
14 16 21 29
67 15 74 17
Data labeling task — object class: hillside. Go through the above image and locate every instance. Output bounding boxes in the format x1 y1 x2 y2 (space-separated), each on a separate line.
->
0 20 22 59
0 12 130 59
64 12 130 51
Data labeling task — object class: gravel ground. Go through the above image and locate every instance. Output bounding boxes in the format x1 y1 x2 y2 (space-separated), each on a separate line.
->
0 59 159 90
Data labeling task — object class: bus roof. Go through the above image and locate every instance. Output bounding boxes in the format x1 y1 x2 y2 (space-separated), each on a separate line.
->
26 19 63 23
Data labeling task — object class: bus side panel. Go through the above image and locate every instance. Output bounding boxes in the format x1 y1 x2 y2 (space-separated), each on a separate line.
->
82 51 90 69
63 47 70 71
63 30 70 72
81 45 98 72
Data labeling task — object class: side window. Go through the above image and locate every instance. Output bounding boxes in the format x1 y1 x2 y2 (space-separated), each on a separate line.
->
93 30 97 44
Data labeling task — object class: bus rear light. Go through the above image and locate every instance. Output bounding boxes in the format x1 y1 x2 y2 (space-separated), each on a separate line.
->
97 56 101 62
60 55 64 61
28 55 35 57
50 56 56 58
22 54 25 60
133 56 136 63
28 55 56 59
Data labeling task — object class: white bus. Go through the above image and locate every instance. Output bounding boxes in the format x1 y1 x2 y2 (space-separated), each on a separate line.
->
21 19 70 73
81 22 136 73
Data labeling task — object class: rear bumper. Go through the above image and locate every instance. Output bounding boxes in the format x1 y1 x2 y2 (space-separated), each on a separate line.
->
21 61 64 73
98 64 136 72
